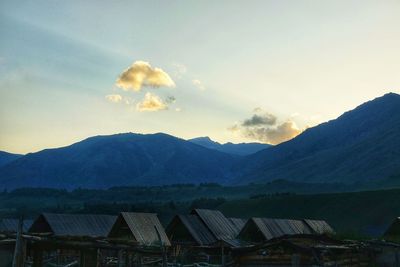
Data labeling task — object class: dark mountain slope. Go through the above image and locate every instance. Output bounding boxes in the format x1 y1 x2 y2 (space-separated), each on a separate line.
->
0 133 237 189
236 93 400 184
189 136 270 156
0 151 22 167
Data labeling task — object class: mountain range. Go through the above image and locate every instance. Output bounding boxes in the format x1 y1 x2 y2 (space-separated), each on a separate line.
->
188 136 270 156
0 93 399 189
234 92 400 185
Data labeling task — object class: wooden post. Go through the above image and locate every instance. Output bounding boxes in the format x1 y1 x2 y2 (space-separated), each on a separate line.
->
117 250 124 267
162 246 168 267
12 217 24 267
221 243 225 267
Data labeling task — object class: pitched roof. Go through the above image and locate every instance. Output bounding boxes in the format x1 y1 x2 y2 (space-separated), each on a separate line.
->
303 219 334 235
109 212 171 246
29 213 116 237
228 218 247 231
191 209 243 241
0 219 33 233
240 217 334 242
253 218 312 240
169 214 217 246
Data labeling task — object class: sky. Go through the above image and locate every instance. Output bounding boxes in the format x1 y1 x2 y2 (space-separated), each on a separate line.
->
1 0 400 154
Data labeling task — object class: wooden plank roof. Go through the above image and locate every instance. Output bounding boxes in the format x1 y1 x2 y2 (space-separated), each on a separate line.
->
170 214 217 246
304 219 334 235
253 218 312 240
191 209 244 241
109 212 171 247
29 213 117 237
0 218 32 233
228 218 247 232
240 217 334 241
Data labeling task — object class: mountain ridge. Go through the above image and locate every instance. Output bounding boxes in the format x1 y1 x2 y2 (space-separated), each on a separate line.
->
188 136 270 156
234 92 400 184
0 132 238 189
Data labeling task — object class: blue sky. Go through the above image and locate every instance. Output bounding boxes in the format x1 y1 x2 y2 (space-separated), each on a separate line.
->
1 1 400 153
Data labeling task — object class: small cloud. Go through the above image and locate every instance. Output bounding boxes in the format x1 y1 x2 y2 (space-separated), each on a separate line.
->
105 94 123 103
116 61 175 91
192 79 206 90
242 113 277 127
253 107 263 113
175 107 182 112
136 92 168 112
172 62 187 78
229 109 302 145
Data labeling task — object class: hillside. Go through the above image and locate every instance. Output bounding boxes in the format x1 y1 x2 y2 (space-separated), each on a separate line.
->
0 133 237 189
235 93 400 185
1 185 400 237
189 137 270 156
218 188 400 237
0 151 22 167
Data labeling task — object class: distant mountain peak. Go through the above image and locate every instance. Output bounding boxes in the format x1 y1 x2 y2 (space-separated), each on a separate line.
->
189 137 270 156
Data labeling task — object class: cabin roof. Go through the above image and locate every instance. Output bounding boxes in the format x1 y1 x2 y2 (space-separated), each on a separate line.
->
228 217 247 232
174 214 217 245
304 219 334 235
0 218 33 233
241 217 334 241
191 209 244 241
109 212 171 246
253 218 312 240
29 213 116 238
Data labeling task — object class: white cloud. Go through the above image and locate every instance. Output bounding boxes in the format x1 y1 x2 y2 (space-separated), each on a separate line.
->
192 79 206 90
175 107 182 112
172 62 187 78
136 92 168 112
116 61 175 91
105 94 122 103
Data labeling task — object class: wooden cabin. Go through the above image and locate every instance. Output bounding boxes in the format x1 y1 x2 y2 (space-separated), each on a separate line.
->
108 212 171 247
0 218 33 267
384 217 400 242
238 217 334 244
29 213 116 237
107 212 171 266
28 213 117 267
166 209 247 265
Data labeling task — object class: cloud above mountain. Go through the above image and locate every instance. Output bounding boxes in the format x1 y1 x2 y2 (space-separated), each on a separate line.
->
136 92 168 112
242 113 277 126
116 61 175 91
229 109 301 144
